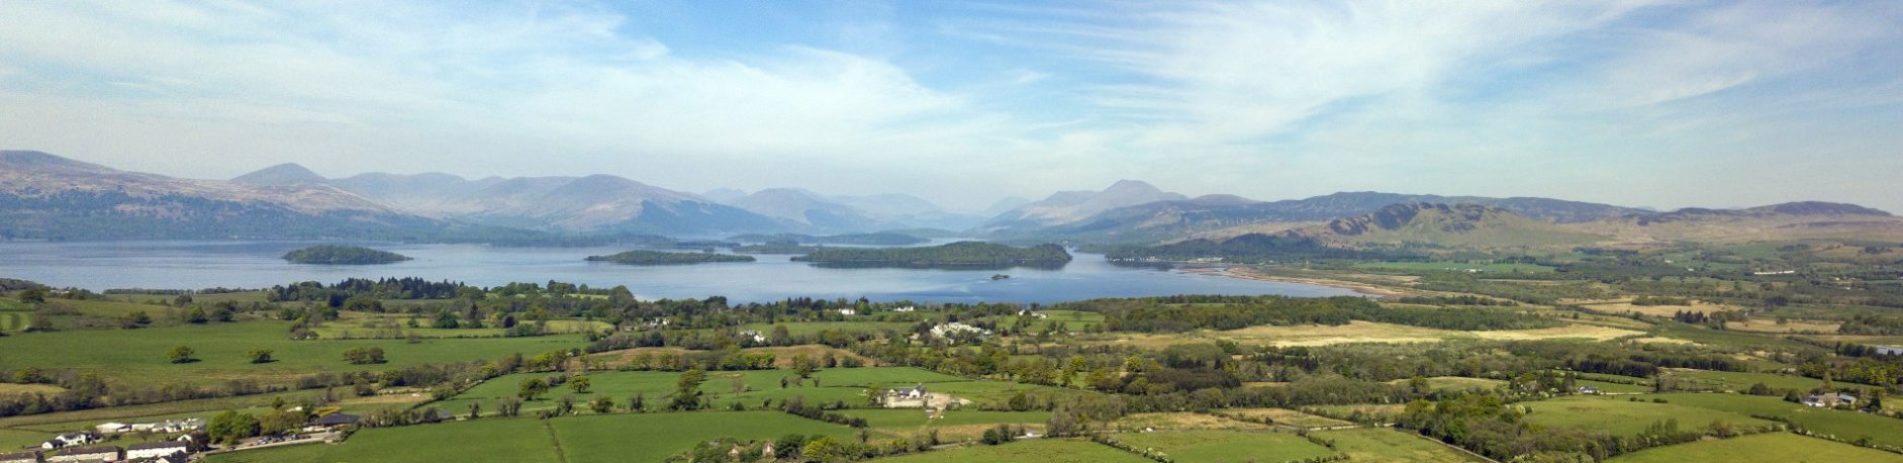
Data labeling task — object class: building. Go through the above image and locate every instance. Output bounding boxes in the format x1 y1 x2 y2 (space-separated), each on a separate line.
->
45 446 120 463
39 432 98 450
1576 386 1601 395
886 384 928 401
125 442 189 461
306 413 362 431
837 308 857 316
1802 392 1858 408
92 423 129 434
928 322 992 342
0 450 42 463
738 330 767 344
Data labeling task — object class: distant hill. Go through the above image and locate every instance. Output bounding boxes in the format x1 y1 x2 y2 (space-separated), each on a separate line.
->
721 188 883 232
231 163 327 185
980 180 1189 236
1297 203 1608 249
1578 201 1903 244
0 151 470 241
232 166 781 236
1023 191 1649 244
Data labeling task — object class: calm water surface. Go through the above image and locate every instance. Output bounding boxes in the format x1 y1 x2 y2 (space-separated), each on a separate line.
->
0 241 1354 303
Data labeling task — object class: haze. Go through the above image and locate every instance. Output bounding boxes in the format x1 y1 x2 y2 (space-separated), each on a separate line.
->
1 1 1899 213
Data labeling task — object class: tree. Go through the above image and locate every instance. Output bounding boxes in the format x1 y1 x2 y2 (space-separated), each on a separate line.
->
17 288 46 304
468 401 481 420
248 349 275 364
343 347 386 365
670 369 708 411
771 324 793 346
169 345 198 364
590 396 615 414
793 355 818 379
628 393 646 413
207 410 261 444
568 376 592 394
258 409 307 436
518 378 550 401
801 436 848 463
186 307 210 324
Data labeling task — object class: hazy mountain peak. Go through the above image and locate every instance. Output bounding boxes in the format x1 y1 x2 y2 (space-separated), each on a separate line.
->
1104 179 1165 195
232 163 326 185
1752 201 1890 217
0 150 115 174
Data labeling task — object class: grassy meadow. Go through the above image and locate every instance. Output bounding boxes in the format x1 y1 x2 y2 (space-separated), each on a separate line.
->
1607 432 1903 463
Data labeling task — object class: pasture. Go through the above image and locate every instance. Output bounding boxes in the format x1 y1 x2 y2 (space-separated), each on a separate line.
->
1352 261 1555 274
1651 393 1903 449
0 320 587 386
205 411 857 463
1313 428 1487 463
1220 408 1354 429
1099 321 1641 349
1520 395 1772 437
1606 432 1903 463
1661 369 1847 392
436 367 972 417
870 439 1152 463
1112 430 1337 463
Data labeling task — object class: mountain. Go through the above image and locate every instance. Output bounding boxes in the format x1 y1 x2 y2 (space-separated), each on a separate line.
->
0 151 462 240
230 165 781 236
230 163 326 185
980 180 1188 236
721 188 880 232
1297 203 1608 249
982 196 1033 217
1578 201 1903 244
702 188 748 204
830 193 985 231
1025 191 1650 244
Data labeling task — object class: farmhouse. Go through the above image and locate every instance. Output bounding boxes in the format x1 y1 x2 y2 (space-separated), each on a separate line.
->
1576 386 1601 395
1802 392 1858 408
739 330 767 344
39 432 98 450
44 446 119 463
91 422 128 434
928 322 991 342
0 450 41 463
886 384 928 401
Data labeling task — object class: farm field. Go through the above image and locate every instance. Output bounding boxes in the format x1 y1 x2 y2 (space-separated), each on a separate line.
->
1111 430 1337 463
1111 413 1271 432
1520 395 1773 437
1304 404 1407 423
1097 321 1641 349
588 345 879 369
1650 393 1903 448
870 439 1153 463
1313 428 1487 463
1576 378 1651 393
1388 376 1504 392
1219 408 1353 429
0 321 587 386
435 367 973 417
742 321 914 336
1607 432 1903 463
1352 261 1556 274
311 312 609 339
1661 369 1853 392
206 411 856 463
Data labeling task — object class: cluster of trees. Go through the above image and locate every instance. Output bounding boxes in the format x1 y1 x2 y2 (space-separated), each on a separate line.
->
343 347 387 365
1396 393 1774 461
1839 314 1903 335
1080 295 1554 333
268 278 473 304
792 242 1071 269
280 245 413 265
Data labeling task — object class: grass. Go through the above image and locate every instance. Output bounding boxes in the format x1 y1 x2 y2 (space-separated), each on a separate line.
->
1650 393 1903 449
873 439 1153 463
1607 432 1903 463
1576 378 1652 393
1111 413 1271 432
312 313 610 339
1112 430 1337 463
1663 369 1859 392
742 321 914 337
1303 404 1407 423
0 384 64 395
1388 376 1505 392
0 390 324 432
1313 428 1487 463
0 320 587 386
1521 395 1773 437
436 367 972 417
1352 261 1556 274
1220 408 1353 429
206 411 856 463
1096 321 1641 349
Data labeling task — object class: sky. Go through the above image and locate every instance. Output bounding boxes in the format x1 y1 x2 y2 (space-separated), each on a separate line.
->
2 1 1900 214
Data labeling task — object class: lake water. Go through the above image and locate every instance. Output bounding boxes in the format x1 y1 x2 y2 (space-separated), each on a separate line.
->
0 241 1355 304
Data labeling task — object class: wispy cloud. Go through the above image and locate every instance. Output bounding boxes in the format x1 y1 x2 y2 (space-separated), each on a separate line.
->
0 0 1899 212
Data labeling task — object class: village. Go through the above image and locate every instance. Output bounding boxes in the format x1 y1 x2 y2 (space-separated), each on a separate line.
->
0 412 362 463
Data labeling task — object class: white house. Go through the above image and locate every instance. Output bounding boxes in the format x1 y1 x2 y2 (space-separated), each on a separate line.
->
928 322 992 342
892 306 916 313
738 330 767 344
40 432 98 450
45 446 119 463
1802 392 1857 408
94 422 130 434
126 441 190 461
837 308 857 316
886 384 928 401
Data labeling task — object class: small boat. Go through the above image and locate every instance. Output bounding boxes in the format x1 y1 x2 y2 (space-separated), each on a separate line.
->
990 274 1011 280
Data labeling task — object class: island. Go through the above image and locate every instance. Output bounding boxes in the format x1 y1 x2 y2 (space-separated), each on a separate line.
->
733 240 823 255
791 241 1071 269
281 245 413 265
584 250 756 265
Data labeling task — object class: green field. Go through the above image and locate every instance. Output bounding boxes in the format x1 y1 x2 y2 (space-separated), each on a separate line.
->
741 321 915 336
1390 376 1505 392
436 367 972 417
0 321 587 386
1352 261 1556 274
312 313 610 339
1313 428 1486 462
844 409 1051 431
1576 378 1652 393
871 439 1152 463
990 310 1105 332
1521 395 1773 437
206 411 856 463
1608 432 1903 463
1662 369 1853 392
1112 430 1337 463
1651 393 1903 448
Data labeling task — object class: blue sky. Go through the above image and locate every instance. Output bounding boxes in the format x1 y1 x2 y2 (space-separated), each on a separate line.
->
1 0 1900 213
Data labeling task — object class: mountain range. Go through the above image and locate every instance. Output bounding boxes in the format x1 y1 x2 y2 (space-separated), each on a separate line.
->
2 150 1897 249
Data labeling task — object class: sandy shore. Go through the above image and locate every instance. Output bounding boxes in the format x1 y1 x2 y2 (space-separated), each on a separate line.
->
1183 266 1408 299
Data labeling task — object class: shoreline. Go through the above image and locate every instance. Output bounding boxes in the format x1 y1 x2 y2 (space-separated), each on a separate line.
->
1182 266 1407 299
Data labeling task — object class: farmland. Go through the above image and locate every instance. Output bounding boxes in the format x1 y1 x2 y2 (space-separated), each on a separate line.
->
1607 432 1903 463
1111 430 1337 463
1520 395 1774 437
870 439 1152 463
